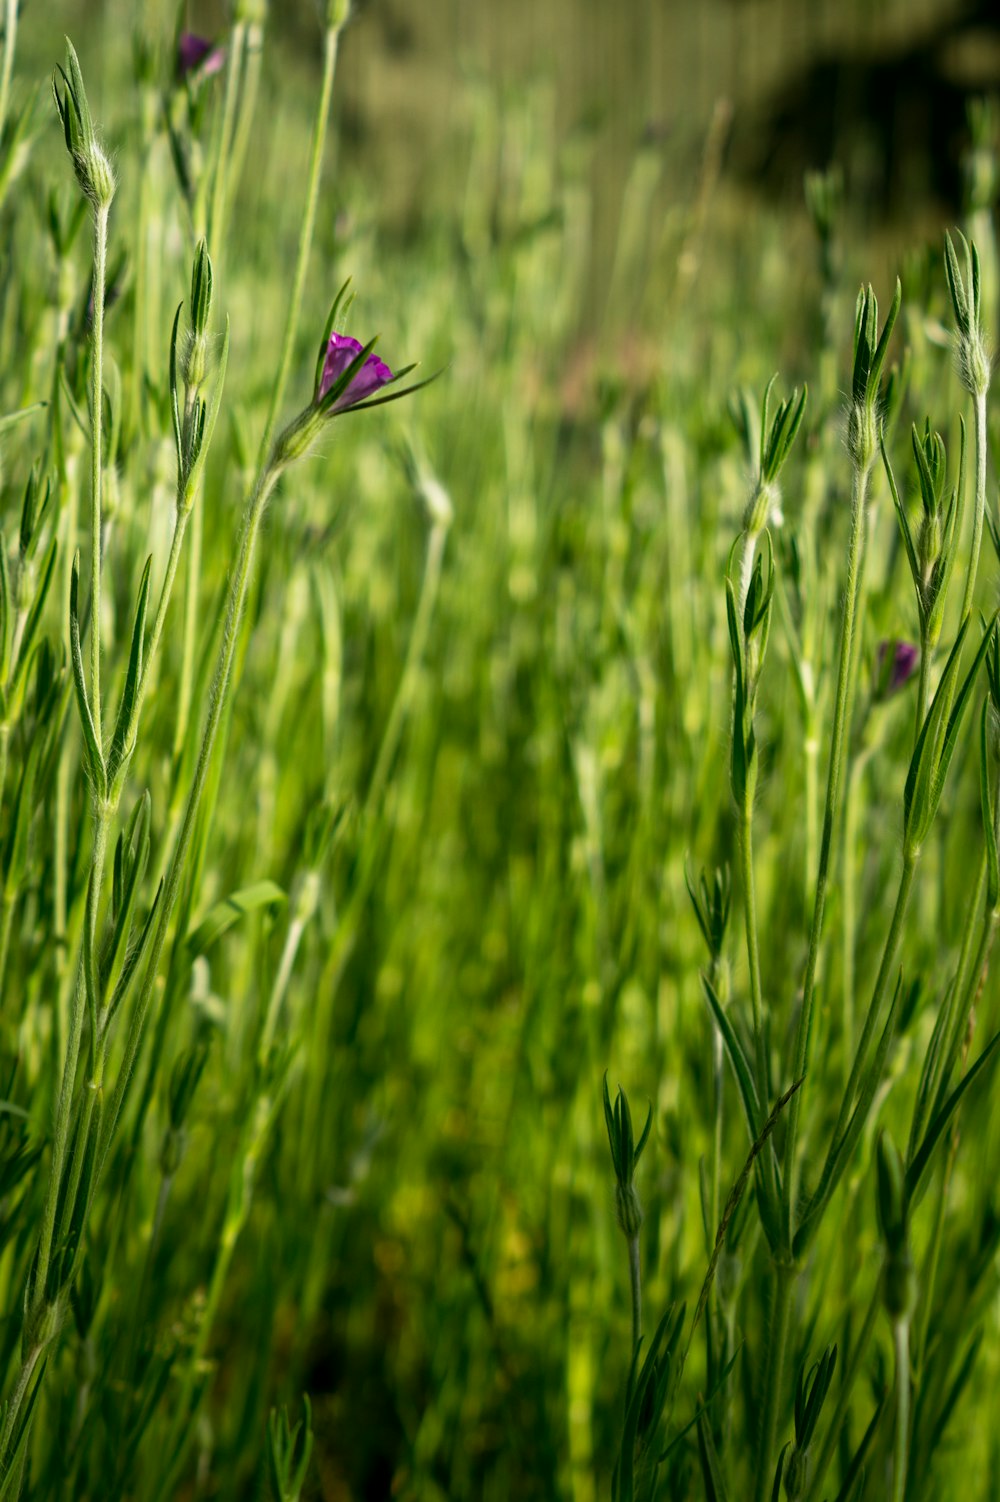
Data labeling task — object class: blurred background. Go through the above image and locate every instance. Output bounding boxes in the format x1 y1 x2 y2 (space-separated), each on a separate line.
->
21 0 1000 330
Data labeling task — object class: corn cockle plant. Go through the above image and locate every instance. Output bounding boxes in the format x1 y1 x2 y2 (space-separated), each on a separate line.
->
0 17 430 1492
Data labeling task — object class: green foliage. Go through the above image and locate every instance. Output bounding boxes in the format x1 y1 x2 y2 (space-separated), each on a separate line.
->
0 3 998 1500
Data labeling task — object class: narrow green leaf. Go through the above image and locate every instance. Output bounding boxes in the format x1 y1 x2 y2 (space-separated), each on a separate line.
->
881 432 920 596
0 401 47 436
696 1411 730 1502
795 974 903 1257
106 557 152 789
169 301 183 463
907 1031 1000 1208
183 316 230 505
867 276 902 399
660 1345 741 1463
701 974 761 1138
8 536 58 709
69 550 105 797
980 701 998 909
186 880 287 958
603 1073 623 1183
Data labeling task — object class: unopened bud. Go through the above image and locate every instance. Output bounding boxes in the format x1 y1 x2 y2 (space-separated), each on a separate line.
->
847 401 878 472
615 1182 643 1240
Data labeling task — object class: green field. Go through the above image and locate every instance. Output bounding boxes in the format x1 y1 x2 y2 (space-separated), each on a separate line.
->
0 2 999 1498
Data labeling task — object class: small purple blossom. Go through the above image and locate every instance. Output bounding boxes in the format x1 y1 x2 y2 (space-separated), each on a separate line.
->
178 32 226 80
318 332 393 411
877 640 919 698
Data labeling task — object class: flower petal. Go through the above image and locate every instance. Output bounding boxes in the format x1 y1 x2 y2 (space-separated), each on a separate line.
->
319 331 394 410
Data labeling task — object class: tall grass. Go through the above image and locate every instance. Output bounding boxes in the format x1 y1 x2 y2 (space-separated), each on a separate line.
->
0 3 998 1499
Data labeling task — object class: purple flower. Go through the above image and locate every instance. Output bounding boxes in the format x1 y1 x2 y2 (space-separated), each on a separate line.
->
318 332 393 411
877 640 919 698
178 32 226 80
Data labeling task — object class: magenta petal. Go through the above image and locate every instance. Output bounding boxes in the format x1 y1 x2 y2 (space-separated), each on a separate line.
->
178 32 226 79
877 639 919 698
319 331 394 410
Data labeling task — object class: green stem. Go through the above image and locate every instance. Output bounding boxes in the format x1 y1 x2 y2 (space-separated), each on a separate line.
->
0 720 8 821
258 872 318 1064
0 897 12 1002
892 1319 911 1502
257 23 340 467
207 20 246 253
957 392 988 624
89 205 108 743
804 712 818 913
754 1259 794 1502
173 494 202 758
740 803 768 1103
0 1343 41 1468
841 753 866 1082
97 460 284 1181
300 519 448 1168
223 21 264 241
916 848 991 1148
628 1234 641 1350
34 809 109 1315
829 851 917 1154
0 0 17 142
914 622 930 752
806 1276 881 1501
784 460 871 1226
366 521 448 814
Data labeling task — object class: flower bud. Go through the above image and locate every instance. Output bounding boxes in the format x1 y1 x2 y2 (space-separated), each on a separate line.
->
190 240 214 338
959 332 991 399
917 510 942 583
53 42 117 211
743 479 779 535
615 1182 644 1240
847 400 878 472
81 142 116 210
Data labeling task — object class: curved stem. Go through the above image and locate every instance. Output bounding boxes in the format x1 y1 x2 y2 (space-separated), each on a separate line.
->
784 460 871 1227
257 24 340 467
96 460 284 1182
